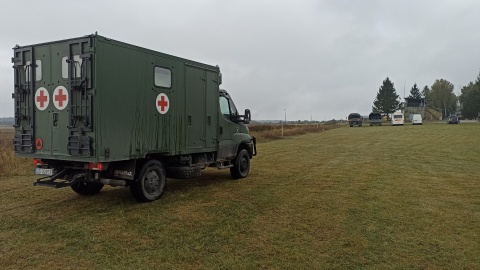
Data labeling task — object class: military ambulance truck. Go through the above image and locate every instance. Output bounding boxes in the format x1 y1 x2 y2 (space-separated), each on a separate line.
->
12 34 256 202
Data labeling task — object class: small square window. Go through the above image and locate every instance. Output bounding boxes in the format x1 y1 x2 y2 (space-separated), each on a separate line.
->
154 67 172 88
25 60 42 82
62 55 82 79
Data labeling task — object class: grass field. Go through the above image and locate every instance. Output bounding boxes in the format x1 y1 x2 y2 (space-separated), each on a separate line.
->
1 123 479 269
0 127 31 177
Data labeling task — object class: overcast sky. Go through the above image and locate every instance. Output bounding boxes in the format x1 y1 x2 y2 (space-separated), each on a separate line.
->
1 0 479 121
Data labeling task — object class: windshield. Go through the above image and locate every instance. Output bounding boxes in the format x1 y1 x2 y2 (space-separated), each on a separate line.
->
348 114 361 119
394 115 403 119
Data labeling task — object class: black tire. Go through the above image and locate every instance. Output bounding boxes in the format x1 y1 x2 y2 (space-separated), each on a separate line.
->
230 149 250 179
71 181 104 196
130 160 166 202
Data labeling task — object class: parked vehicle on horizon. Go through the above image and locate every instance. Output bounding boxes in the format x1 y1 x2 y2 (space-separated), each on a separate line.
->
348 113 363 127
447 115 460 124
368 112 382 126
392 112 404 126
412 114 423 125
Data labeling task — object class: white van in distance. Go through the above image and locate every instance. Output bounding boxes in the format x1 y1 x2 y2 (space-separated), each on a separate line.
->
392 112 404 126
412 114 423 125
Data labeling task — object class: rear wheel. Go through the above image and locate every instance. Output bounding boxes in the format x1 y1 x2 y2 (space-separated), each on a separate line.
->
71 181 104 195
230 149 250 179
130 160 166 202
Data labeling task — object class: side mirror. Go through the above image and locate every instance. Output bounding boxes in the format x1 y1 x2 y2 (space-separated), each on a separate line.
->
241 109 251 124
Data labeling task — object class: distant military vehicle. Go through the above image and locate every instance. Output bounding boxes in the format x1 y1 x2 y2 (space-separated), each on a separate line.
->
368 112 382 126
348 113 363 127
12 34 256 202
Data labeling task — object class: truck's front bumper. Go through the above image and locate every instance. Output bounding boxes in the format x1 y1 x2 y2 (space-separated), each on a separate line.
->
250 136 257 157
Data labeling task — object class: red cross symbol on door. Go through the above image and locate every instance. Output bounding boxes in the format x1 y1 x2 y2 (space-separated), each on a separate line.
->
37 90 48 108
35 87 49 111
53 86 69 110
156 93 170 114
55 89 67 107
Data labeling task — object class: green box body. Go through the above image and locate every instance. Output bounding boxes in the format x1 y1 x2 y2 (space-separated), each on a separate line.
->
12 35 250 164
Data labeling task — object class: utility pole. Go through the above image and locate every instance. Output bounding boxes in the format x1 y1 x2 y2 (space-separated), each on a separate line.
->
282 109 286 136
444 102 447 119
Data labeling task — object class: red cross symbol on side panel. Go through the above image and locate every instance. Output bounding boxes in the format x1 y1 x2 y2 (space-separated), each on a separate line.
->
156 93 170 114
35 87 50 111
53 86 69 110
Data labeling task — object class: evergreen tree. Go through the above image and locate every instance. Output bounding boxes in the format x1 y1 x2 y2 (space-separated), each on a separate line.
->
372 77 401 120
407 83 422 99
422 85 430 99
422 85 431 106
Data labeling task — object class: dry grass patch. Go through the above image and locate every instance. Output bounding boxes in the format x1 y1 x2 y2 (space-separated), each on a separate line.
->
0 127 32 177
249 123 338 141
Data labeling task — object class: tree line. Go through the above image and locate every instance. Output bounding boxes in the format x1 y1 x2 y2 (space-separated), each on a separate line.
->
372 71 480 119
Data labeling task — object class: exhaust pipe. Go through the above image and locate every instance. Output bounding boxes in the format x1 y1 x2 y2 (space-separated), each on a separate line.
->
100 179 127 187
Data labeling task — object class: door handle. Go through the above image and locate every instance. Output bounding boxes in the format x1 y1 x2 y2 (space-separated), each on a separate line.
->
53 112 58 127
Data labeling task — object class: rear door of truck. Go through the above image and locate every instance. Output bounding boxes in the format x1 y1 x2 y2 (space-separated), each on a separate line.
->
13 44 52 155
13 37 94 158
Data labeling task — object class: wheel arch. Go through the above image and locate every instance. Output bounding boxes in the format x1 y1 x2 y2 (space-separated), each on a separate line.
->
238 141 253 158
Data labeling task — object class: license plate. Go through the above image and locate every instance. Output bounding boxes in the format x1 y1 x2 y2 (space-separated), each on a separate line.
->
34 168 54 176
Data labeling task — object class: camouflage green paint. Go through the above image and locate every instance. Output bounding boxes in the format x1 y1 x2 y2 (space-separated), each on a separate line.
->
13 35 239 163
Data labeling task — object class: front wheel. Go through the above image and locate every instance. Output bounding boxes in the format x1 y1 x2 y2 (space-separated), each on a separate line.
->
71 181 104 195
130 160 166 202
230 149 251 179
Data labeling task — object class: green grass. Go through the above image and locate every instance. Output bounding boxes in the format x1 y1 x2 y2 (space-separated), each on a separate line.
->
1 123 479 269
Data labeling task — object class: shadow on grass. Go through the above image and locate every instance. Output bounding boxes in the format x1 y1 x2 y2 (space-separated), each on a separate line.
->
39 169 235 208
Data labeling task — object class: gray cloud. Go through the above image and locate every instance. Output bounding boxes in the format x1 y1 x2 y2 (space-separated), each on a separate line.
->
1 0 479 120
